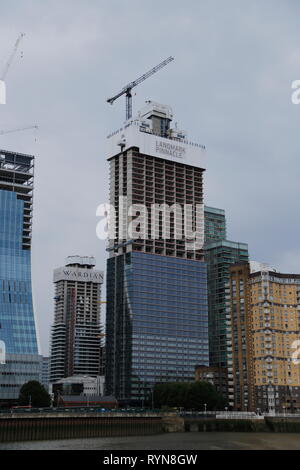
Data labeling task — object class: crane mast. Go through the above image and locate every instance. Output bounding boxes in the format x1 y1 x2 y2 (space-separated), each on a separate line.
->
1 33 25 81
107 56 174 120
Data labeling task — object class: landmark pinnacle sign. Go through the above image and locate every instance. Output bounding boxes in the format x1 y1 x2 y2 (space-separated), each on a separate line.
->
155 140 185 159
107 119 205 168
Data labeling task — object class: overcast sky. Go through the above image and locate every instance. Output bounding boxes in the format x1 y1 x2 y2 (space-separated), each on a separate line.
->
0 0 300 355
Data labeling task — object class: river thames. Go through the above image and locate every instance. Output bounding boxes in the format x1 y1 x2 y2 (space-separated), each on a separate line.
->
1 433 300 450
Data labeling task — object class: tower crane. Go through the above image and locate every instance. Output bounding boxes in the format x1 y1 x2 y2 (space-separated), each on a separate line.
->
107 56 174 121
1 33 25 81
0 125 38 136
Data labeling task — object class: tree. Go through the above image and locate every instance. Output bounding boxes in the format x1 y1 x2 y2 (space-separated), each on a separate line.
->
18 381 51 408
153 381 226 410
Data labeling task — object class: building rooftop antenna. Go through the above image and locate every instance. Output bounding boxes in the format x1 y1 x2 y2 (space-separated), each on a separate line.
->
107 56 174 121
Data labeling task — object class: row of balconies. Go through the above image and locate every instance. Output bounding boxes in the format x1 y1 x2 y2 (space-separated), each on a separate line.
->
130 186 200 194
133 175 202 186
130 170 202 180
130 178 202 190
134 172 195 182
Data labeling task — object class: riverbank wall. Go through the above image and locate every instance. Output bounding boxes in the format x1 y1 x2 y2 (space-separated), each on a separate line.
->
1 413 300 442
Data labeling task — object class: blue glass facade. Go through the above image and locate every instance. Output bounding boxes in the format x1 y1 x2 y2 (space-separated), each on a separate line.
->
106 252 209 401
0 191 38 355
0 150 41 403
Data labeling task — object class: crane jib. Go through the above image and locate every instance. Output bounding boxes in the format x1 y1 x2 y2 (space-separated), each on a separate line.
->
107 56 174 120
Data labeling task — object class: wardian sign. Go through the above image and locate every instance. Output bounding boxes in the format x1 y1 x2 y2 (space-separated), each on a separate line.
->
53 267 104 284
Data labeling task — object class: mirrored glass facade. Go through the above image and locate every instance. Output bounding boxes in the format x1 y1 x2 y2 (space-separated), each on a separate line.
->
0 150 41 403
106 252 209 401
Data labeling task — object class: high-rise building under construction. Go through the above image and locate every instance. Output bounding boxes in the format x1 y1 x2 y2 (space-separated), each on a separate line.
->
105 101 209 402
50 256 104 384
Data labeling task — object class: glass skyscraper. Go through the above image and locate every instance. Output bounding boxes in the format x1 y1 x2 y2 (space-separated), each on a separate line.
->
105 102 209 402
204 206 226 244
204 207 249 369
205 240 249 368
0 150 41 404
106 252 208 400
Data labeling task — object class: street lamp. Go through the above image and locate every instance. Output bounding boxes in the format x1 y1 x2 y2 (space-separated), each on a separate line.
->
50 393 54 408
142 381 145 409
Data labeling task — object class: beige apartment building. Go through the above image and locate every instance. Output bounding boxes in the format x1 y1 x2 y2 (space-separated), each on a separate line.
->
226 262 300 413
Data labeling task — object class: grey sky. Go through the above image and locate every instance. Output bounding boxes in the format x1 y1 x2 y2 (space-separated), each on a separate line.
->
0 0 299 354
